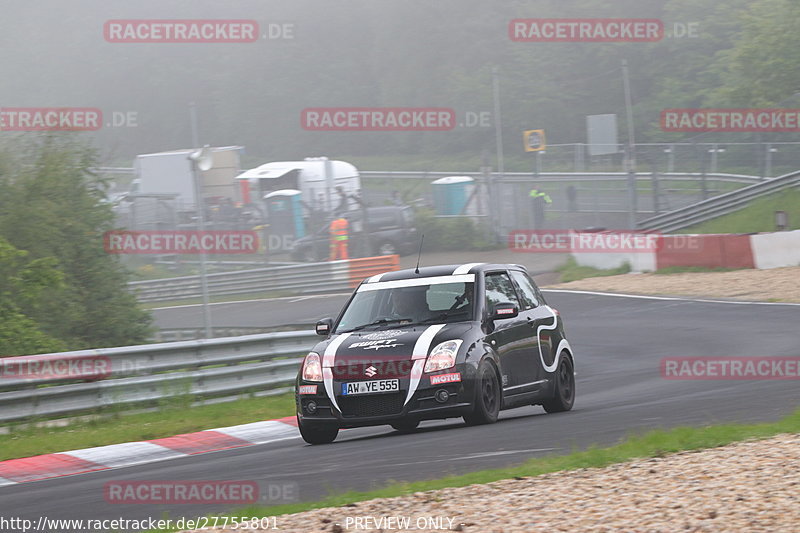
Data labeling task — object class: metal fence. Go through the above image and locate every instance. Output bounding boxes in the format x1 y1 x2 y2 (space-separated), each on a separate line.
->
0 331 317 423
153 326 306 343
129 255 399 303
360 170 763 236
637 169 800 232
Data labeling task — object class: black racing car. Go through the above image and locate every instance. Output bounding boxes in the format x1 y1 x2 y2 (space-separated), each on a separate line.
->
295 262 575 444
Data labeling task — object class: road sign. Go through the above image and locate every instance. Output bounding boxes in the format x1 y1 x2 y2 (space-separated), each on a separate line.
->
523 129 546 152
587 114 619 156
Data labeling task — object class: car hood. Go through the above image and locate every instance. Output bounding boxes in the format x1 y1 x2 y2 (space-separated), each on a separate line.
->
312 322 473 363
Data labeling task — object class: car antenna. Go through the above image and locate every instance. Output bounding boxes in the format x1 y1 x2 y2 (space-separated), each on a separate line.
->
414 234 424 274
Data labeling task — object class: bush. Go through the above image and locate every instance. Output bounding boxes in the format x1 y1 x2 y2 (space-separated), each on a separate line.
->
413 208 497 252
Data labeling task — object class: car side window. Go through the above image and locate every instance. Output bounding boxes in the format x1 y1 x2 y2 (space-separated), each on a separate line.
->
484 272 521 312
510 270 539 309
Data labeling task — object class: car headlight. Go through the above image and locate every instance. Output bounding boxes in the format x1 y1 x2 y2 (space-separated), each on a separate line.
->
301 352 323 382
424 340 463 373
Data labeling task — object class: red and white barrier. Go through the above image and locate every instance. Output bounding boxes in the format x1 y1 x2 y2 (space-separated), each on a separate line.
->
572 230 800 272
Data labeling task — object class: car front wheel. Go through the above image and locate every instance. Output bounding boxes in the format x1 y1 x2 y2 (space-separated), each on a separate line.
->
377 241 398 255
463 361 501 425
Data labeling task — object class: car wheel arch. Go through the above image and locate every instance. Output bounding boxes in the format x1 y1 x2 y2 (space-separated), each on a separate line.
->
478 354 503 400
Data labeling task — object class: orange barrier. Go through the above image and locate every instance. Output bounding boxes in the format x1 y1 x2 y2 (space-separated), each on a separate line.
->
347 255 400 288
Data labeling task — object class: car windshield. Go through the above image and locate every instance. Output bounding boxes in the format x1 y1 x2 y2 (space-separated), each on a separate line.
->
335 279 475 333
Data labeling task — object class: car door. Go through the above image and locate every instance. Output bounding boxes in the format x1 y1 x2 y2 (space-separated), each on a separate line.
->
509 269 551 385
483 270 537 389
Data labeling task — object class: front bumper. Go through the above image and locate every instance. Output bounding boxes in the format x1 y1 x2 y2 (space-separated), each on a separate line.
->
296 364 476 428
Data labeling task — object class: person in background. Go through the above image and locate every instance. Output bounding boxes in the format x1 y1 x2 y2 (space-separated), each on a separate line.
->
334 186 349 215
390 189 402 206
529 185 552 229
566 184 578 212
329 215 349 260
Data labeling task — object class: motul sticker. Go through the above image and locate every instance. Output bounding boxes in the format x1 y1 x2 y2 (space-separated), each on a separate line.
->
430 373 461 385
298 385 318 394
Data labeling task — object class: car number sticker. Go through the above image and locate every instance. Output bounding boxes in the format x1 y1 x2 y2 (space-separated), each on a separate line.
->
341 379 399 395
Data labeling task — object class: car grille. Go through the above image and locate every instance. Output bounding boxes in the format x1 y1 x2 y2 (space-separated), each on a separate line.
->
338 392 405 418
332 360 412 380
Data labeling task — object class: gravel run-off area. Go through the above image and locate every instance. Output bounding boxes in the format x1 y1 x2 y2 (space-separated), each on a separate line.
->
545 266 800 303
184 433 800 533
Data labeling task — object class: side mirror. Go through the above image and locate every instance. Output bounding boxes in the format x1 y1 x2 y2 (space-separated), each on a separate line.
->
315 318 333 336
490 302 519 320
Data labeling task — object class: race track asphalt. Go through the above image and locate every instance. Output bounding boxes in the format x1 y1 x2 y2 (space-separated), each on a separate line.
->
1 291 798 532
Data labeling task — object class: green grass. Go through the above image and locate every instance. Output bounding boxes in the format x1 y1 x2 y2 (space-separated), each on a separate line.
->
555 259 748 283
682 188 800 234
0 393 296 461
147 407 800 531
653 265 744 275
556 257 631 283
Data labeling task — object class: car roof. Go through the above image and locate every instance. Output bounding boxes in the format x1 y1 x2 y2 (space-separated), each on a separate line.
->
364 263 527 283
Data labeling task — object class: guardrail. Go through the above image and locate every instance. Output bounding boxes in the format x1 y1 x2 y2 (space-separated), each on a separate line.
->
360 170 763 185
0 331 319 423
153 325 307 343
96 166 763 185
637 170 800 232
129 255 399 303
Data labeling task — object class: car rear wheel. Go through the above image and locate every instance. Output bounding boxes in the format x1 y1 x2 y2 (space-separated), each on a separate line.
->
542 355 575 413
293 248 312 262
463 361 501 425
390 420 420 433
297 415 339 444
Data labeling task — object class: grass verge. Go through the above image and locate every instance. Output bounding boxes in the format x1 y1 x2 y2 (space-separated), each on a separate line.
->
556 257 631 283
652 265 744 275
681 187 800 234
0 393 296 461
148 407 800 531
555 259 749 283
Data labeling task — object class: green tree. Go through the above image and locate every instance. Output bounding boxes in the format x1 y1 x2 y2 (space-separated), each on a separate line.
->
0 237 65 356
716 0 800 106
0 136 152 350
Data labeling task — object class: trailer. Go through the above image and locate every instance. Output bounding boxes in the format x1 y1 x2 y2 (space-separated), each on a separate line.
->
133 146 244 209
235 157 361 214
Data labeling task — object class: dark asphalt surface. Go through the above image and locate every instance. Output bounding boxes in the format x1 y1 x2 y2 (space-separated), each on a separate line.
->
2 291 798 532
151 292 351 329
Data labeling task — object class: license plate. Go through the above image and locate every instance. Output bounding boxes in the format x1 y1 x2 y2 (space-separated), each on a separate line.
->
341 379 399 396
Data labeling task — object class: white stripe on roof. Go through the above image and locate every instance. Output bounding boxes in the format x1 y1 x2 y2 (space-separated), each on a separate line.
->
357 274 475 292
452 263 484 275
